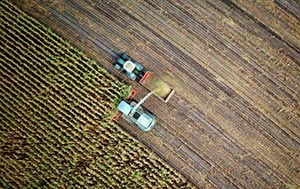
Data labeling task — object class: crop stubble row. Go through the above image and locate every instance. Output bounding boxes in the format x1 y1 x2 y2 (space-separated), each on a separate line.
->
97 0 299 187
88 0 300 188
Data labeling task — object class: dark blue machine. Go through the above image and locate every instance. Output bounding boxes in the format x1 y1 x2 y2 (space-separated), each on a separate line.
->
114 54 147 81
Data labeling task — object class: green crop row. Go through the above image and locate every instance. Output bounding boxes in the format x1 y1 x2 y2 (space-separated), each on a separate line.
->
0 43 111 122
1 4 126 93
0 20 119 103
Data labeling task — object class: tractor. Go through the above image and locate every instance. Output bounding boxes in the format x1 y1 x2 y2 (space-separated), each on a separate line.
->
114 53 146 82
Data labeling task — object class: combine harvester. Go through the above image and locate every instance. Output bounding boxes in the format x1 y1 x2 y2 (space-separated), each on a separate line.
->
113 53 175 131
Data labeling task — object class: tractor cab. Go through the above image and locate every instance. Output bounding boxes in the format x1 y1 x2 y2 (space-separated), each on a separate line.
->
114 54 146 81
117 100 156 132
123 60 136 73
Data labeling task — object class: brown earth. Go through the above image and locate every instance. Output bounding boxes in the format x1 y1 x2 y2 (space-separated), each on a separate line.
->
11 0 300 188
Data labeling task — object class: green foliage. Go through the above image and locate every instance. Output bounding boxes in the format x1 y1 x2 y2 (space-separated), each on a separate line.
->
286 183 300 189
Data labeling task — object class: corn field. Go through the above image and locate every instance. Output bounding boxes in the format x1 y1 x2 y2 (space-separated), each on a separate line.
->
0 0 195 188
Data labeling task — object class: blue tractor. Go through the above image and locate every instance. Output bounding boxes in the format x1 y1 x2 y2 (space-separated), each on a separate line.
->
114 53 147 82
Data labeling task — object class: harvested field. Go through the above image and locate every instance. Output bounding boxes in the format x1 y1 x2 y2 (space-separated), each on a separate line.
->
0 1 195 188
8 0 300 188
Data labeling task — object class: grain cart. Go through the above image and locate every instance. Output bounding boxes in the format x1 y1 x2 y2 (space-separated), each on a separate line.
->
114 53 175 103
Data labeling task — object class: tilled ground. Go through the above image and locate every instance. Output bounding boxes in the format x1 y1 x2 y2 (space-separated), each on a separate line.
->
10 0 300 188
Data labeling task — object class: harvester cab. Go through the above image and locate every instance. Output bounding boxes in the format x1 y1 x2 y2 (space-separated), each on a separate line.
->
117 91 156 132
